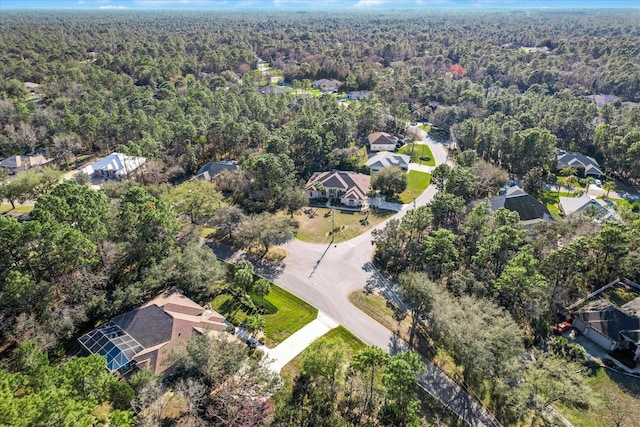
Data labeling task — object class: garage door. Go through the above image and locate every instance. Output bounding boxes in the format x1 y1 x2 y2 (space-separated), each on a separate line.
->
585 327 616 351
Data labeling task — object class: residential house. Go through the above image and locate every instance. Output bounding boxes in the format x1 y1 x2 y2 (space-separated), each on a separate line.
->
346 90 370 100
586 94 620 108
367 132 399 152
306 170 371 209
78 152 146 180
573 296 640 364
0 153 53 175
311 79 342 93
79 289 227 376
24 82 41 94
557 151 604 178
559 194 619 221
195 160 239 181
258 85 289 95
366 151 410 174
489 185 553 226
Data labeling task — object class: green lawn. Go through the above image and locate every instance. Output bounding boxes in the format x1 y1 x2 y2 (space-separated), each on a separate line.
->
211 284 318 347
396 143 435 166
398 171 431 204
280 326 366 383
418 124 432 133
0 203 34 215
293 207 395 243
555 365 640 427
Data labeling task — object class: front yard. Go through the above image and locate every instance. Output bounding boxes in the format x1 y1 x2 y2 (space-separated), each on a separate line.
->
396 143 436 166
293 207 395 243
279 325 366 385
211 284 318 348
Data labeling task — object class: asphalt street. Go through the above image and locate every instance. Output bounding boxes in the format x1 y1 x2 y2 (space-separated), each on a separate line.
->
208 135 501 426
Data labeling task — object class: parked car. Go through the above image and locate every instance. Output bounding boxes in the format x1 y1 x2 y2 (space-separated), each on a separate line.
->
594 179 602 186
552 321 572 334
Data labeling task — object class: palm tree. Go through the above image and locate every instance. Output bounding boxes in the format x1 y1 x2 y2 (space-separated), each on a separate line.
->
234 260 255 294
603 180 615 198
254 278 271 310
245 314 265 338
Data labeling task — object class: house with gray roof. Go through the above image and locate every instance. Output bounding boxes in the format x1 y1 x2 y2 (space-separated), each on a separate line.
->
489 186 553 226
573 296 640 364
366 151 410 174
306 170 371 209
559 194 619 221
195 160 239 181
557 151 603 178
311 79 342 93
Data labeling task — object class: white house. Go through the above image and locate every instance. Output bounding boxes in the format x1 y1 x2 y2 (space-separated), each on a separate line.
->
367 132 399 152
78 152 147 180
559 194 618 221
366 151 410 174
305 170 371 209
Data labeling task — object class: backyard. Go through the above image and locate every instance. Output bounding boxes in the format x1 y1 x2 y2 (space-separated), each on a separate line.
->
293 207 395 243
211 284 317 348
396 143 436 166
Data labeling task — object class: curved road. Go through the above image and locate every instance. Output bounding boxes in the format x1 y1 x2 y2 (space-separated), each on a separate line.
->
209 135 500 427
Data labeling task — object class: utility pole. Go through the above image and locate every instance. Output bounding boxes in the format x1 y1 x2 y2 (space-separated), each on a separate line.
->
331 207 335 243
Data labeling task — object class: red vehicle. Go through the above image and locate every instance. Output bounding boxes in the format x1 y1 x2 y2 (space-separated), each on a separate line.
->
552 321 572 334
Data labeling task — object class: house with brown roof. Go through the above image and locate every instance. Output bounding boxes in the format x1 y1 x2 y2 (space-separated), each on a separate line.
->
0 153 53 175
305 170 371 209
78 290 227 376
367 132 399 152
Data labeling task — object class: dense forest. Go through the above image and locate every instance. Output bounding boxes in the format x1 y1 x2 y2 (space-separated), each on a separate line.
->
1 8 639 427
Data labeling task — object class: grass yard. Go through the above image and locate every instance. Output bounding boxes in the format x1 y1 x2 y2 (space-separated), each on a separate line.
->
398 171 431 204
211 284 317 348
418 124 432 133
0 203 34 215
555 365 640 427
396 143 436 166
293 207 395 243
280 326 366 383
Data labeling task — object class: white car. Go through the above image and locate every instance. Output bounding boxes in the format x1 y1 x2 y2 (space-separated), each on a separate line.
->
594 179 602 186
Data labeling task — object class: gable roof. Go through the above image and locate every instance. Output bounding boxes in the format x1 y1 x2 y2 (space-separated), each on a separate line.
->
586 94 620 107
195 160 238 180
0 153 52 171
306 170 371 201
78 152 146 177
366 151 410 170
367 132 398 146
575 298 640 345
489 185 552 224
557 152 603 176
79 290 226 375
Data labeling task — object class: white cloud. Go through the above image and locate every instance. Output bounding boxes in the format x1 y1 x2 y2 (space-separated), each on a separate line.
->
134 0 218 5
355 0 387 6
78 0 86 4
99 4 128 8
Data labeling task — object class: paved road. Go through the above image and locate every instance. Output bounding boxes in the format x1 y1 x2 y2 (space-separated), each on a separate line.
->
208 137 500 426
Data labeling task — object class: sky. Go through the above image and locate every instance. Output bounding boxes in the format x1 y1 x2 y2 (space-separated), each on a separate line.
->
1 0 638 10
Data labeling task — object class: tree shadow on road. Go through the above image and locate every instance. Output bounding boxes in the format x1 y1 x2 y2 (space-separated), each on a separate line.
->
362 261 407 311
